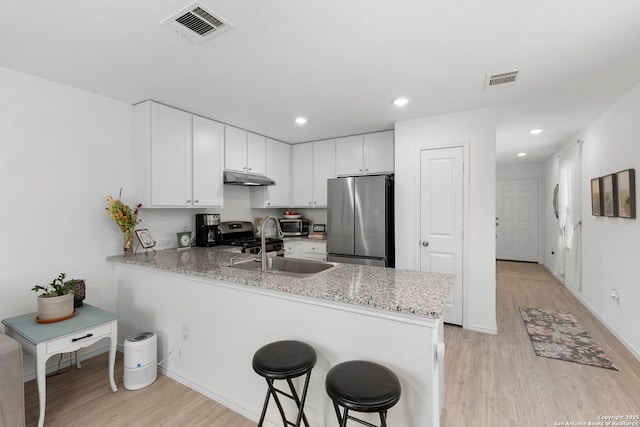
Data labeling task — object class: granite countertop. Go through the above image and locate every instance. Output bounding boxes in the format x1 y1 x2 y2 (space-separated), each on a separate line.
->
107 246 454 320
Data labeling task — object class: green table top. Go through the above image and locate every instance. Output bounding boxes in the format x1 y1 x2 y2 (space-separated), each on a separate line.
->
2 304 116 344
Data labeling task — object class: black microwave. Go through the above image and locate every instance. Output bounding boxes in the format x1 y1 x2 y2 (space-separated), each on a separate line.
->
278 218 310 237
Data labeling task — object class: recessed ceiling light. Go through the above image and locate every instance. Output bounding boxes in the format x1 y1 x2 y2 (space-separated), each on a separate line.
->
295 117 307 125
392 97 410 107
517 152 527 157
529 128 543 135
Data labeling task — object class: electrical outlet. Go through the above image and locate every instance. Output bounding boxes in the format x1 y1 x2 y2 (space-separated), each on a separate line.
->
182 324 190 341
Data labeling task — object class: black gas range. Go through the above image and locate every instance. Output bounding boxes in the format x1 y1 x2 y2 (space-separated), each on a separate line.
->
217 221 284 255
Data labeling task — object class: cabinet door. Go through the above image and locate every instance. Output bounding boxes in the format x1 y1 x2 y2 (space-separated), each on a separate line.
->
291 143 313 207
284 240 302 258
247 133 266 175
312 140 335 207
150 104 192 206
364 131 394 174
193 117 224 207
335 136 364 176
225 126 248 172
265 139 290 207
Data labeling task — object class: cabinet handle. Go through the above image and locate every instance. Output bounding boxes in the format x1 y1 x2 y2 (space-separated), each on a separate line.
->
194 200 199 203
421 241 430 247
365 168 369 171
72 333 94 342
309 201 312 205
248 167 252 171
313 201 317 205
359 169 363 172
267 202 271 206
186 200 191 203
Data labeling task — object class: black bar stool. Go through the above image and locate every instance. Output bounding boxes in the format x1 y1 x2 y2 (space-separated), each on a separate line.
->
325 360 401 427
252 340 317 427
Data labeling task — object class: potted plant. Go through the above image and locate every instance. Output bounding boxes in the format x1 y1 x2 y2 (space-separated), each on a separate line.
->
32 273 75 321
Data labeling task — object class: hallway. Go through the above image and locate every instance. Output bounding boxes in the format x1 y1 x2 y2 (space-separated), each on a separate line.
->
441 261 640 426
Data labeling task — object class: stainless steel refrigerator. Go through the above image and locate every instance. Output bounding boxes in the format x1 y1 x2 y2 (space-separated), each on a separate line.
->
327 175 394 267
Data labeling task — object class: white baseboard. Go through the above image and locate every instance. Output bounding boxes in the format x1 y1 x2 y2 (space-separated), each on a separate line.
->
157 365 279 427
566 287 640 362
465 324 498 335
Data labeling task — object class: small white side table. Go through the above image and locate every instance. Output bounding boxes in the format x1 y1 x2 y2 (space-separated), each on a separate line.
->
2 304 118 427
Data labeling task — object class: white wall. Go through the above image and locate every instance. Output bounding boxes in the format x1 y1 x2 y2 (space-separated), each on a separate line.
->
497 161 544 179
543 81 640 358
395 108 497 334
0 66 133 321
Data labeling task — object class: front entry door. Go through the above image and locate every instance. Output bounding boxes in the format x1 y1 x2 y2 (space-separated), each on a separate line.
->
419 147 464 325
496 179 539 262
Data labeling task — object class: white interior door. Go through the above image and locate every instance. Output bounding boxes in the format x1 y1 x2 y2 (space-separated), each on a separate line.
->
496 179 539 262
420 147 464 325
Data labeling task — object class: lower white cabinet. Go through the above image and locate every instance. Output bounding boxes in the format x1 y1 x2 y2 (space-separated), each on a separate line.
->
284 240 327 261
301 241 327 261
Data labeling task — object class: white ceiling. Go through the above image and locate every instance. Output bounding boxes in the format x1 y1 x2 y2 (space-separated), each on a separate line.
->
2 0 640 163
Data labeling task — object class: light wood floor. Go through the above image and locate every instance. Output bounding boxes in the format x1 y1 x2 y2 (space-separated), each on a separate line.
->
24 261 640 426
441 261 640 426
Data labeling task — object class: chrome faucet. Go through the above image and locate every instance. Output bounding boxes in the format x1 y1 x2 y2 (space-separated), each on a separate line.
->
260 216 284 270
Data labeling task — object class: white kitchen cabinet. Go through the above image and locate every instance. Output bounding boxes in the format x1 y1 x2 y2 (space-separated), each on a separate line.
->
192 116 224 207
283 240 302 258
283 240 327 261
224 127 266 175
250 138 291 208
335 131 394 176
301 240 327 261
291 143 313 207
291 139 335 208
133 101 224 208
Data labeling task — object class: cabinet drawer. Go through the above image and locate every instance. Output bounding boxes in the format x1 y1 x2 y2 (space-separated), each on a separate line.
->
301 241 326 254
46 323 112 353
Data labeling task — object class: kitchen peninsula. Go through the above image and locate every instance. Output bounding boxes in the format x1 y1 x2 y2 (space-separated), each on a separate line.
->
108 247 453 426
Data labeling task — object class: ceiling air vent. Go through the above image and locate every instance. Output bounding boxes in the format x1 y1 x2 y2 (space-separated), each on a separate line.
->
161 2 233 44
485 70 520 89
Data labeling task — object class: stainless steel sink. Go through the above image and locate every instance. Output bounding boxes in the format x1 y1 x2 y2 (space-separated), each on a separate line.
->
228 257 338 277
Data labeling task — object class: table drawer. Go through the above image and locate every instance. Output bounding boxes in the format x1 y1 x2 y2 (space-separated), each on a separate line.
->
46 323 111 353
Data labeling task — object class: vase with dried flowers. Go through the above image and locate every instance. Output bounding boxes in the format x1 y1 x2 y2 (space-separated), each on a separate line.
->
106 189 142 256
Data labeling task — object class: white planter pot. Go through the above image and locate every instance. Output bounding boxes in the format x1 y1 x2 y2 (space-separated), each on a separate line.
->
37 293 74 320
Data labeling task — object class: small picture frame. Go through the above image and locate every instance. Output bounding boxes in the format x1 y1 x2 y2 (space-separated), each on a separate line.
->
135 229 156 249
591 178 603 216
602 174 618 217
616 169 636 219
313 224 326 232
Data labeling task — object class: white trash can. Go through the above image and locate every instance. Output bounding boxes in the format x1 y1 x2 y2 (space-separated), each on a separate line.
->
123 331 157 390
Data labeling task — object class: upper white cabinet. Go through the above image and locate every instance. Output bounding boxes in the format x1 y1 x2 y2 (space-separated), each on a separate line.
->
335 130 394 176
192 116 224 207
224 127 266 175
133 101 224 208
291 139 335 208
250 139 291 208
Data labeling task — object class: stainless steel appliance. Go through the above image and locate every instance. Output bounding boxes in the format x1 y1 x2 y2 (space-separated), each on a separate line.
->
278 218 310 237
327 175 394 267
217 221 284 255
195 214 221 247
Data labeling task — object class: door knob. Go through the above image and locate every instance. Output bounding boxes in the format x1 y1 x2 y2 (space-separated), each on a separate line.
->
422 241 429 247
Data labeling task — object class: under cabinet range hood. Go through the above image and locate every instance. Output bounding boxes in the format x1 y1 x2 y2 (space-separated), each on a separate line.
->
223 171 275 186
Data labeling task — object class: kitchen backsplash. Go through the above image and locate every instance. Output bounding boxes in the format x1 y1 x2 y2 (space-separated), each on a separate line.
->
136 185 327 250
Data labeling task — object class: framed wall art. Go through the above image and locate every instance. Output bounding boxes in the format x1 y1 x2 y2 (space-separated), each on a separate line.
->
616 169 636 219
602 174 617 217
591 177 603 216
